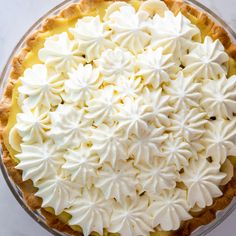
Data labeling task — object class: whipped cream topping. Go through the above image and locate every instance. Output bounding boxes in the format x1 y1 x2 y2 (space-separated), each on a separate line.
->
62 144 99 187
16 107 50 143
86 86 119 124
95 160 138 202
19 64 63 109
49 104 91 148
161 134 192 170
203 119 236 164
143 87 172 126
90 123 128 167
181 159 226 208
64 63 101 105
115 76 143 99
169 108 207 142
165 72 201 111
150 11 200 61
201 75 236 119
67 187 112 236
128 126 166 164
16 140 64 184
137 157 178 194
149 189 192 231
109 195 153 236
136 47 178 88
183 36 229 80
115 97 153 137
108 5 151 54
70 16 114 62
12 0 235 235
38 32 85 72
95 48 135 83
35 173 80 215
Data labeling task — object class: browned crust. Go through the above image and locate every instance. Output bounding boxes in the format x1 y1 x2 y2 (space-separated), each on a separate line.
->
0 0 236 236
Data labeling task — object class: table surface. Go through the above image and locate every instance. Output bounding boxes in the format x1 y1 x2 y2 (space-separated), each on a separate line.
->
0 0 236 235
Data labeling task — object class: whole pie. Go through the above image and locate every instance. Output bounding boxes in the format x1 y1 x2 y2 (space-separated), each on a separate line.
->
1 0 236 235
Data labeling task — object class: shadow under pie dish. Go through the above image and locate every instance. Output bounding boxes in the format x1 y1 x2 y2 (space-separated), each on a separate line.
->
1 0 236 236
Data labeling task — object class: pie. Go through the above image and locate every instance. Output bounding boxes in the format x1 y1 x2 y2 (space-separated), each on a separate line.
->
1 0 236 235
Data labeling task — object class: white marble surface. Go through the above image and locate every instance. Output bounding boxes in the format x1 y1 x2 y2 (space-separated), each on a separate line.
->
0 0 236 235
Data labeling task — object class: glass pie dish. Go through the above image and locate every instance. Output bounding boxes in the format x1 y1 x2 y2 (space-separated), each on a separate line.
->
0 0 236 235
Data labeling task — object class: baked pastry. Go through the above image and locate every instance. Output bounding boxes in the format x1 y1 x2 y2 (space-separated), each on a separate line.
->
1 0 236 235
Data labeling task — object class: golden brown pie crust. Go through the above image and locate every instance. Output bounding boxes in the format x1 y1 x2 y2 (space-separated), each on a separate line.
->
1 0 236 236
